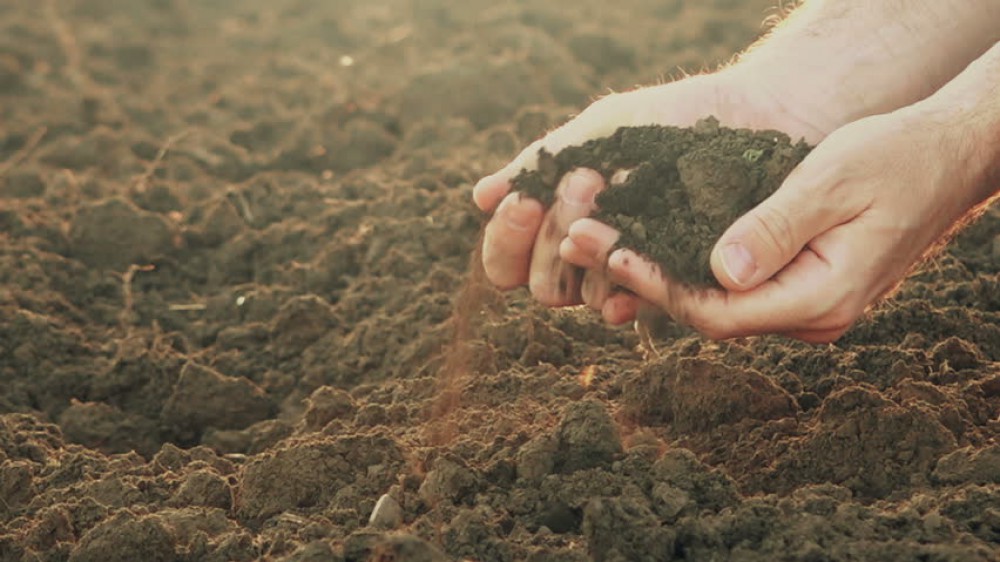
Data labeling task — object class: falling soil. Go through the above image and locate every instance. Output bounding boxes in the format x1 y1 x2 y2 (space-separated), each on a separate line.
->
513 118 812 286
4 0 1000 561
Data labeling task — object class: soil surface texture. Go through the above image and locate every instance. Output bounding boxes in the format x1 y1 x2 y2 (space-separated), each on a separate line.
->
513 119 812 286
3 0 1000 561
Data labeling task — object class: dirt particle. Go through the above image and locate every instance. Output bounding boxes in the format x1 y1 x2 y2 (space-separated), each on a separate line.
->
58 400 161 456
931 337 984 372
344 531 449 562
368 493 404 530
582 496 676 562
169 469 233 510
556 400 623 473
516 434 559 482
68 197 176 270
623 355 797 432
68 512 179 562
0 460 35 514
269 294 339 358
651 448 740 512
933 444 1000 485
235 433 402 522
303 386 356 432
2 169 46 198
161 362 273 445
766 385 958 498
418 456 478 506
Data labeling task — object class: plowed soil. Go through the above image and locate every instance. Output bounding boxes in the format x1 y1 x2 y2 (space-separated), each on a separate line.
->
3 1 1000 561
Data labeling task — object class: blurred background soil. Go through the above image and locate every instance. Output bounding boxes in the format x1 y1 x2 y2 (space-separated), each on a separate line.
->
3 0 1000 560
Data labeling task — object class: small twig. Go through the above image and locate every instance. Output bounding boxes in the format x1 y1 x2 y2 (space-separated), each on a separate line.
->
168 303 207 312
226 189 255 225
0 127 47 178
133 130 192 191
45 0 83 87
118 264 155 334
45 0 124 123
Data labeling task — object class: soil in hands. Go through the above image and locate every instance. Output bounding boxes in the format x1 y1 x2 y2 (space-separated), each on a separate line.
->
513 117 812 286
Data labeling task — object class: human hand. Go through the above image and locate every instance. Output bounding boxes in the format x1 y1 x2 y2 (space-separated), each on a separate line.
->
473 70 825 322
473 0 999 333
562 101 998 343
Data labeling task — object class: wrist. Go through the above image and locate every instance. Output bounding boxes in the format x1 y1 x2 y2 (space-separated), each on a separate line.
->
910 42 1000 215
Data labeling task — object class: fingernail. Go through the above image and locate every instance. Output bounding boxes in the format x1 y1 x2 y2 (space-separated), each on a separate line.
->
568 219 619 260
562 170 596 206
499 196 533 231
721 242 756 286
571 232 597 258
608 249 629 270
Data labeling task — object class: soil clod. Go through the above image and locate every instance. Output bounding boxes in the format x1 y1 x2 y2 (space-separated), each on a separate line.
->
512 118 811 286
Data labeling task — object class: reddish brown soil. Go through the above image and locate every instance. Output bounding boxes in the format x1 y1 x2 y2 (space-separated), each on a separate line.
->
3 1 1000 561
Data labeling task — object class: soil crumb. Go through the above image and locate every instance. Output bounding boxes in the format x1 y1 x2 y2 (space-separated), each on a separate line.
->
512 117 811 285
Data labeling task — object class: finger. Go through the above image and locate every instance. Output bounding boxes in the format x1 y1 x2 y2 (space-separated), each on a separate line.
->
472 91 652 212
602 247 688 314
601 292 639 325
529 169 606 306
566 218 621 264
608 244 852 339
482 193 544 290
567 225 696 331
710 161 868 291
581 268 612 310
472 172 514 212
559 237 601 269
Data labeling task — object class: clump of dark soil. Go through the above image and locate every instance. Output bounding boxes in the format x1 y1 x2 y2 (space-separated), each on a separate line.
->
513 118 811 285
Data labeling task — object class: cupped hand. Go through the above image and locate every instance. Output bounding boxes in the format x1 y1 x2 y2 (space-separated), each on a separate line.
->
473 69 826 322
563 104 993 343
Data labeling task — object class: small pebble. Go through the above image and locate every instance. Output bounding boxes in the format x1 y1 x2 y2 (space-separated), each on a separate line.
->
369 493 404 529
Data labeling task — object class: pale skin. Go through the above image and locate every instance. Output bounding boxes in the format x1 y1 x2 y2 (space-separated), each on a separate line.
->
473 0 1000 344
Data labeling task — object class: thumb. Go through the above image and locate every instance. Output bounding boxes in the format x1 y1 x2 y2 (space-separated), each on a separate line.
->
473 87 667 212
709 169 861 291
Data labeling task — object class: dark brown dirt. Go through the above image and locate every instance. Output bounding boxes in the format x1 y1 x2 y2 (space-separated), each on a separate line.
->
4 1 1000 561
513 118 811 286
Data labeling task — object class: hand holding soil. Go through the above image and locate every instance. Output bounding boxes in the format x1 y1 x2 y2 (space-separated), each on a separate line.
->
474 70 823 316
474 1 1000 343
